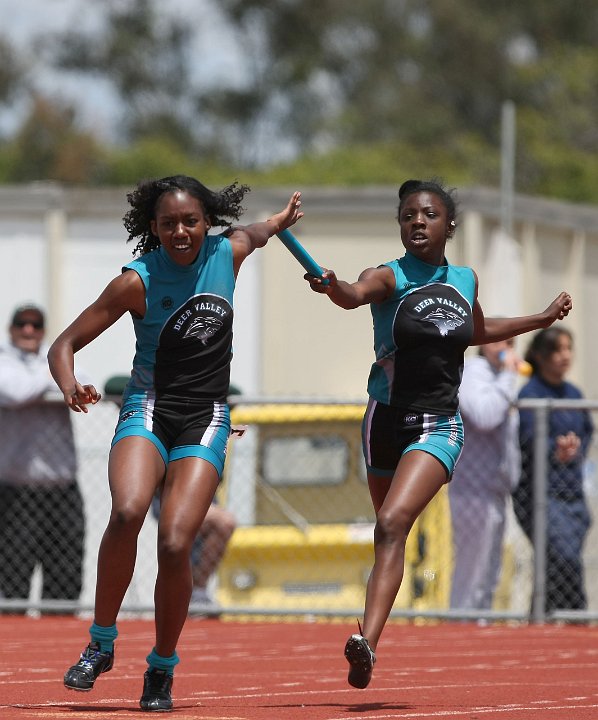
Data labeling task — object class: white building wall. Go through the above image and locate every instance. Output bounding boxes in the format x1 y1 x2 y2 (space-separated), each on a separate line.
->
0 183 597 398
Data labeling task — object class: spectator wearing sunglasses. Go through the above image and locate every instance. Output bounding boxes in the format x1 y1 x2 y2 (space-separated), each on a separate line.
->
0 303 92 609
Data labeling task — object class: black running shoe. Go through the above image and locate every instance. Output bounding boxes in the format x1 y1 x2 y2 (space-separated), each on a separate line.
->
344 633 376 689
64 642 114 691
140 669 173 712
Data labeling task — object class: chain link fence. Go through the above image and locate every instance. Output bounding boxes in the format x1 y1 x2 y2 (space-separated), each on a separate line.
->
1 396 597 622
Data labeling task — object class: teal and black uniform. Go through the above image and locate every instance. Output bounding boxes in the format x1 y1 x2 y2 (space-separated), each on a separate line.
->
112 235 234 475
362 252 476 477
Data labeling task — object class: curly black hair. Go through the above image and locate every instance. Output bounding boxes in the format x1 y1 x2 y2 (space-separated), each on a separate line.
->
123 175 250 256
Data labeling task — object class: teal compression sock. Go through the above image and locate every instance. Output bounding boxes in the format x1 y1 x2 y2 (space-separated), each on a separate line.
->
146 647 180 676
89 622 118 653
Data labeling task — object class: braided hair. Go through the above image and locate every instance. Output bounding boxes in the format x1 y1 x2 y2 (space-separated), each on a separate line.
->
123 175 250 256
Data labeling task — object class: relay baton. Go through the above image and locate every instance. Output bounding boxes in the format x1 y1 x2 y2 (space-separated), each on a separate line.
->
276 228 329 285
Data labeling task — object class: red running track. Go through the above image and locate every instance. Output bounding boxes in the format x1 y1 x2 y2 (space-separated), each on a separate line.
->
1 616 597 719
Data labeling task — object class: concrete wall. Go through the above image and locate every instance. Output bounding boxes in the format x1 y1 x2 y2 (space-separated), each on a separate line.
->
0 183 596 399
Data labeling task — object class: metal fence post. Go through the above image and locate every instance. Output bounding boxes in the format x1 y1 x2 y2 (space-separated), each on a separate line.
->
531 401 549 623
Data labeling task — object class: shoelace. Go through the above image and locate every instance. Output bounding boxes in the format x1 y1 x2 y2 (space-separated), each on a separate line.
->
355 620 375 663
79 646 104 669
147 672 171 694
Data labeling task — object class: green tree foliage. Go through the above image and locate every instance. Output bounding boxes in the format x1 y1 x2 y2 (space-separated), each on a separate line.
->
102 137 237 188
513 48 598 202
50 0 198 150
0 37 23 106
0 0 596 202
0 96 106 184
217 0 598 198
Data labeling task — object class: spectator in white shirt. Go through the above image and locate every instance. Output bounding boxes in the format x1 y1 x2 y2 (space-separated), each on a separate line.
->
448 337 522 610
0 303 91 605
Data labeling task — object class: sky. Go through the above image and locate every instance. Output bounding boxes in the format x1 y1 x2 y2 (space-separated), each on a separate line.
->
0 0 246 141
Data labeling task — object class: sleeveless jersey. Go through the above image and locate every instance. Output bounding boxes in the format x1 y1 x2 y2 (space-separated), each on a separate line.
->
122 235 235 402
367 252 476 414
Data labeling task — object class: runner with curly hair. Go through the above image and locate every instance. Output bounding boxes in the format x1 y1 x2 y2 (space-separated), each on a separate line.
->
48 175 302 711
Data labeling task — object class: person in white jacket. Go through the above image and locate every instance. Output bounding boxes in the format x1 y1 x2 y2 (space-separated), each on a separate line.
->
0 303 91 605
448 337 523 610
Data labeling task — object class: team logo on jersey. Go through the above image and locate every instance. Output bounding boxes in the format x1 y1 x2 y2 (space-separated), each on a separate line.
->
422 307 465 337
161 296 173 310
164 293 232 347
183 315 224 344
